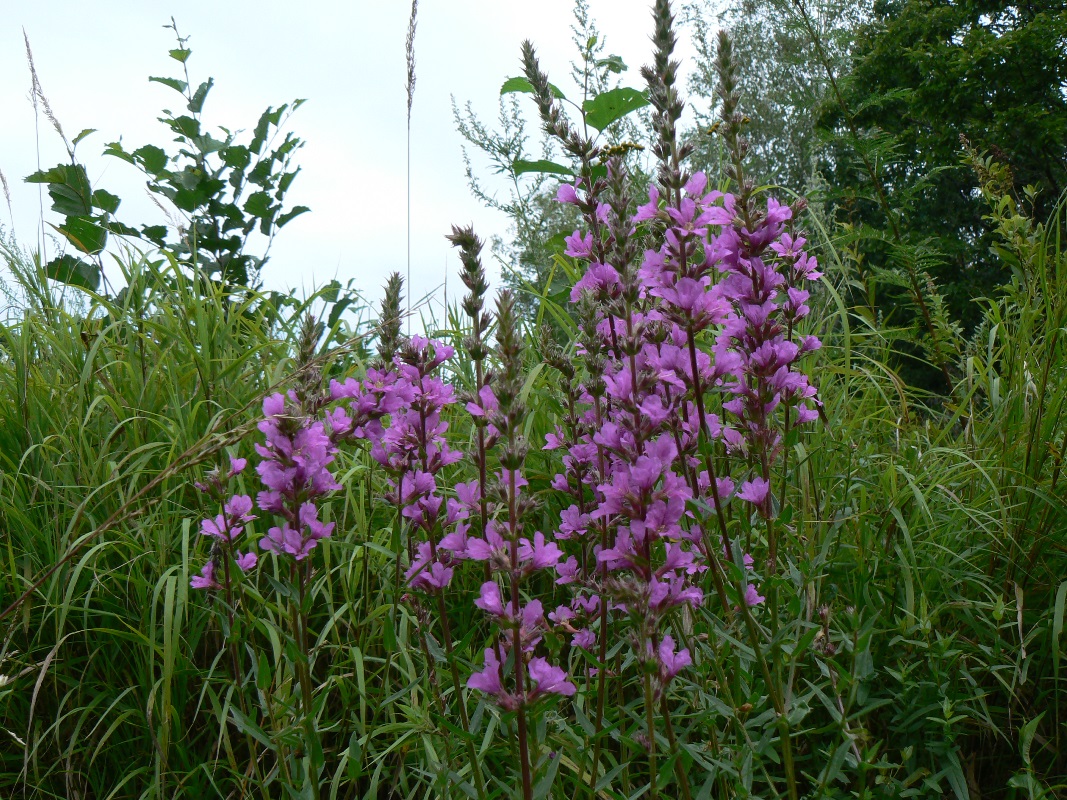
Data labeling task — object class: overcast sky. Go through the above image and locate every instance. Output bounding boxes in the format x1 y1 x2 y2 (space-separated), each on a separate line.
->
1 0 704 310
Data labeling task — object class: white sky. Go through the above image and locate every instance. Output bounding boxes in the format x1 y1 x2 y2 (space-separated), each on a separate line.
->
1 0 704 311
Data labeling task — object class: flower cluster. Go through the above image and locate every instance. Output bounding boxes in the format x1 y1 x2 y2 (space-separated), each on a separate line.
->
548 146 823 687
252 391 341 560
333 336 468 591
466 291 575 710
190 456 258 590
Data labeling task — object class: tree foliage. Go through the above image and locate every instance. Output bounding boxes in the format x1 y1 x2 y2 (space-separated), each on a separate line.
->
821 0 1067 323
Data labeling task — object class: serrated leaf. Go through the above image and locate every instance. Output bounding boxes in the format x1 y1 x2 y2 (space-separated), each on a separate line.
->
500 76 565 99
25 164 93 216
91 189 121 214
107 220 140 237
132 144 168 175
168 48 191 63
44 254 100 290
276 205 309 228
149 76 187 93
53 217 108 254
72 128 96 147
102 141 134 164
141 225 168 245
243 191 274 218
187 78 213 114
513 159 572 177
167 115 200 138
221 146 250 170
596 54 627 73
582 86 649 130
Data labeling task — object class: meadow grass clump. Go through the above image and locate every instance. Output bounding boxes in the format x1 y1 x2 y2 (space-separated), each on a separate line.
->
1 1 1066 798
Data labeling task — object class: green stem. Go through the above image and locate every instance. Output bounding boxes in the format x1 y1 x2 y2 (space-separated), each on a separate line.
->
643 671 658 800
292 562 322 800
661 694 693 800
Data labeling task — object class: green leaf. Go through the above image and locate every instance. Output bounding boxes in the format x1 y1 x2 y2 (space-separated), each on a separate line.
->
141 225 168 245
72 128 97 147
243 191 274 218
582 87 649 130
1019 711 1045 766
500 76 565 100
544 232 568 254
229 706 276 750
327 296 355 330
168 48 192 63
221 146 250 171
133 145 169 174
1053 579 1066 677
596 54 627 74
149 76 187 94
102 141 134 164
167 115 200 138
276 205 309 228
513 159 572 177
25 164 93 216
91 189 121 214
106 220 140 237
44 254 100 290
187 78 213 114
256 651 273 691
53 217 108 254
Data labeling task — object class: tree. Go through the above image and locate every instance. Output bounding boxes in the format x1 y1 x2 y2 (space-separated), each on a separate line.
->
821 0 1067 324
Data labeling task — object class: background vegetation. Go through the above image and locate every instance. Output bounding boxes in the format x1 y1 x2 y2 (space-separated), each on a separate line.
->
1 1 1065 798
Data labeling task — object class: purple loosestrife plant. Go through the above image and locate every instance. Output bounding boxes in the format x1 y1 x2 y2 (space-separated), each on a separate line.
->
447 226 497 550
255 314 343 800
333 283 488 799
189 314 341 800
526 5 823 796
191 455 258 592
465 290 574 800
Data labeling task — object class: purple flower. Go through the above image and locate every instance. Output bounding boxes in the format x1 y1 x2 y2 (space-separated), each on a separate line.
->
527 658 576 698
474 581 506 617
468 647 506 698
519 531 563 571
190 561 221 590
224 495 255 522
657 635 691 682
556 182 580 206
744 583 766 607
236 551 258 572
738 477 771 506
572 629 595 649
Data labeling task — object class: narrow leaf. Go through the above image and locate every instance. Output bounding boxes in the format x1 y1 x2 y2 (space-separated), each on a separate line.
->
72 128 97 147
513 159 572 177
